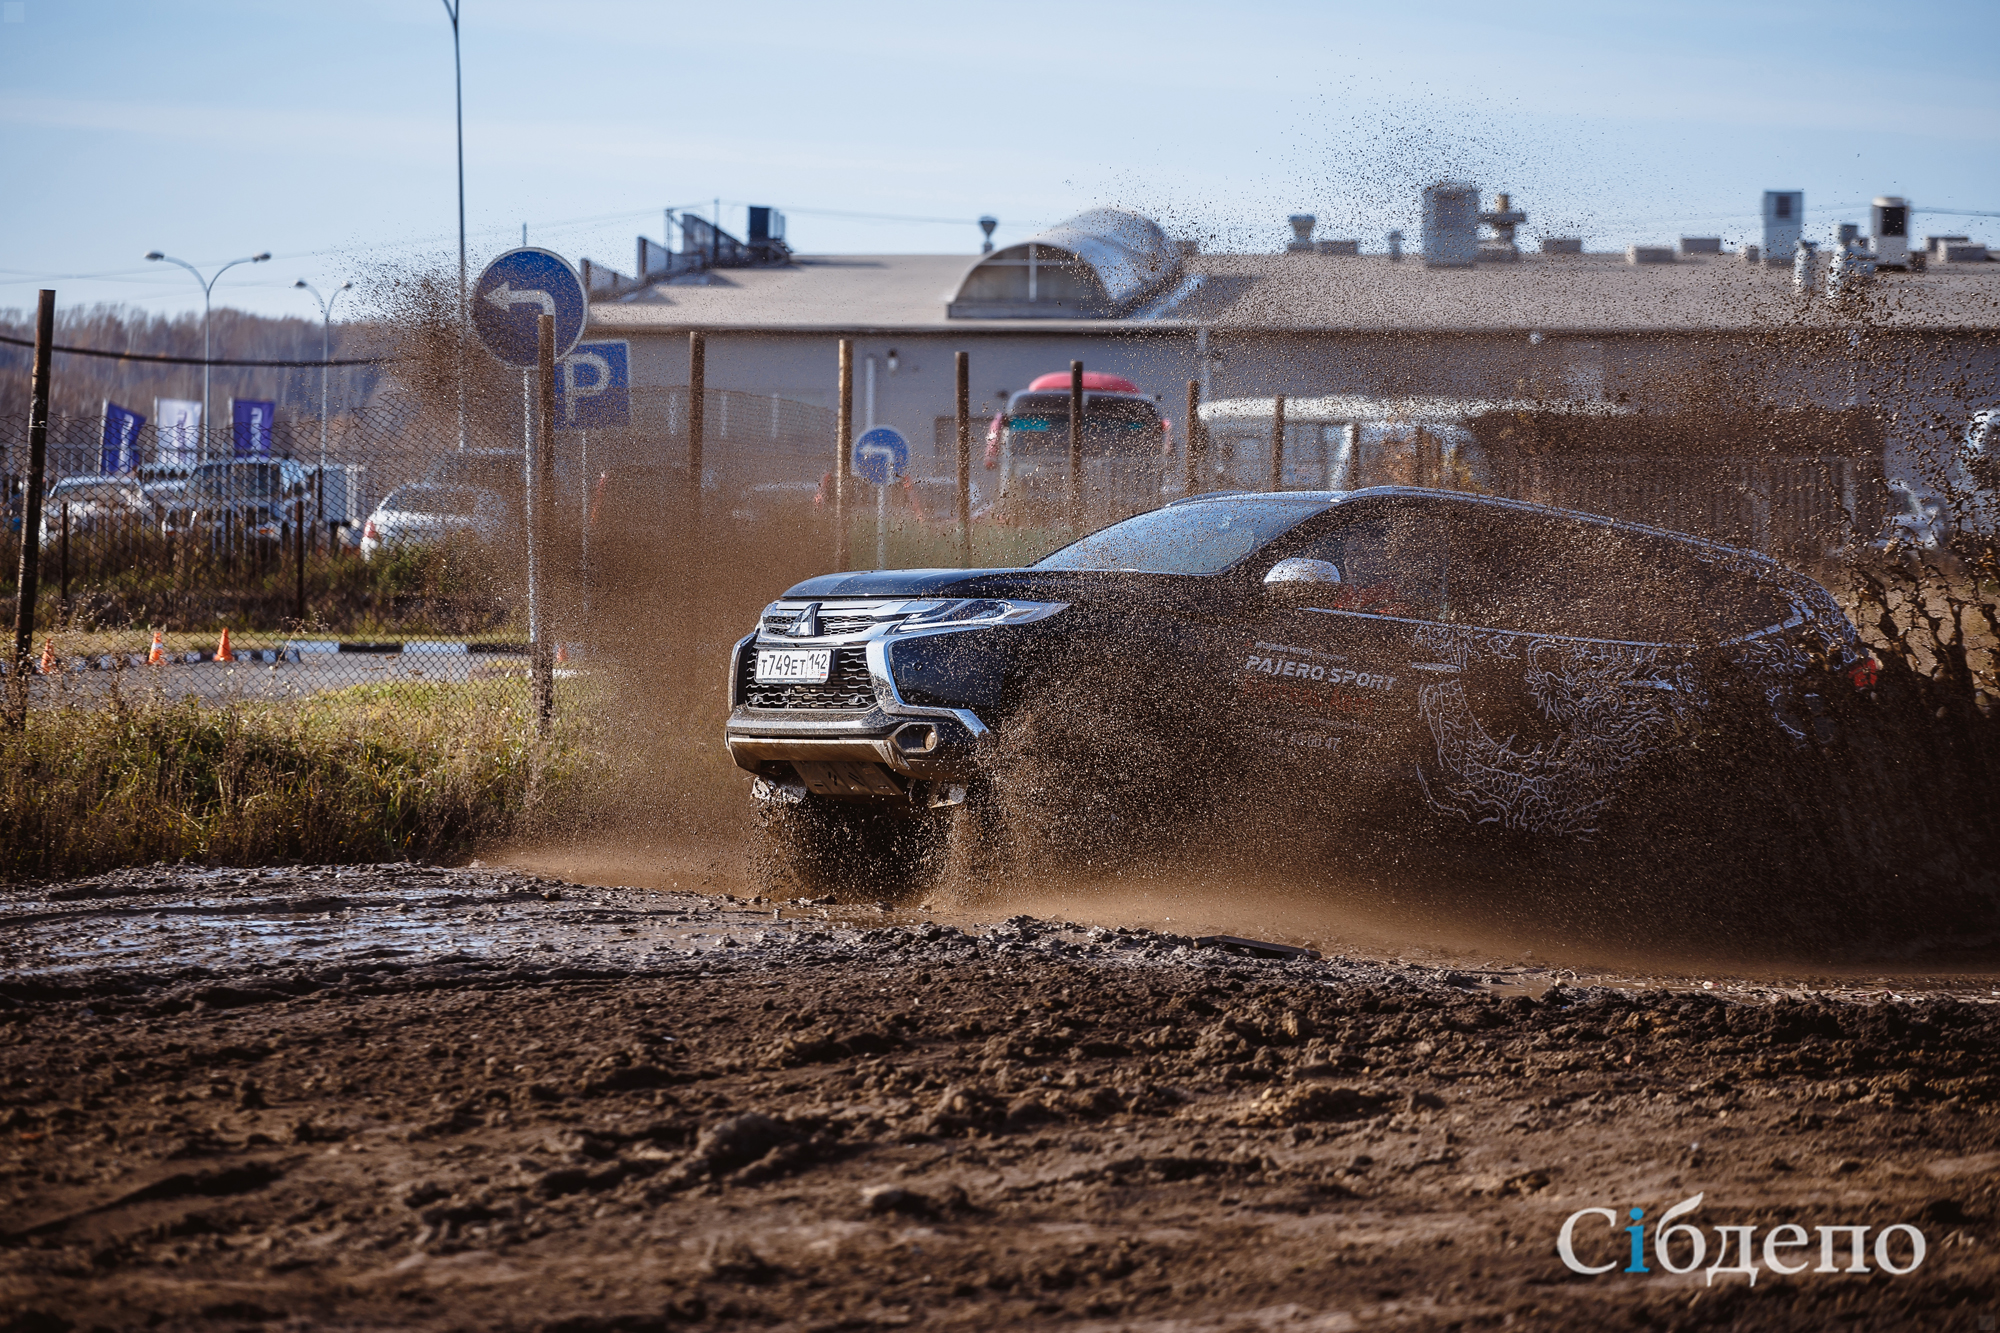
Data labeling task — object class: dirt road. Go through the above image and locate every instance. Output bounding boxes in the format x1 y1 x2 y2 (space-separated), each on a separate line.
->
4 862 1999 1331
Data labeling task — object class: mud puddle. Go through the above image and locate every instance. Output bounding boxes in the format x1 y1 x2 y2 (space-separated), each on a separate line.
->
492 841 2000 1007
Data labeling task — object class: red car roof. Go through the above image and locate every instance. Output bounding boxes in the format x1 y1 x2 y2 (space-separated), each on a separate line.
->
1026 371 1141 394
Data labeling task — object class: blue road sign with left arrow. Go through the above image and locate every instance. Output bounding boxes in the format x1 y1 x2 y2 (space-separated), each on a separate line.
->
472 247 587 368
557 340 630 429
853 425 909 485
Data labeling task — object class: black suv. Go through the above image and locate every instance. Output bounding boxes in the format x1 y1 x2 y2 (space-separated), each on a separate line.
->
726 487 1872 875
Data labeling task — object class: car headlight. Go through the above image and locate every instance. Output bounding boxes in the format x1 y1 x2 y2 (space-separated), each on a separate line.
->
891 599 1067 631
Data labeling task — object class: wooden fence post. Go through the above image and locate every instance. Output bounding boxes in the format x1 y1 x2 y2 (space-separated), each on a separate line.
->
835 340 853 569
1271 394 1287 492
9 290 54 728
1067 360 1084 531
954 351 971 565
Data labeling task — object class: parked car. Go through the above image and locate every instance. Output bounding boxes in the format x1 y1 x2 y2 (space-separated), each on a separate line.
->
726 486 1877 884
425 449 524 510
38 476 159 544
985 372 1169 522
360 483 508 561
132 461 192 509
174 459 315 538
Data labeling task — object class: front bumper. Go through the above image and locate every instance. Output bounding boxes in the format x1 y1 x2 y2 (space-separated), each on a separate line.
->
724 631 991 800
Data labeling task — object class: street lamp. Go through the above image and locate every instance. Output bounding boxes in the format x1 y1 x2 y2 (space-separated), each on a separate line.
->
293 280 352 473
145 249 271 456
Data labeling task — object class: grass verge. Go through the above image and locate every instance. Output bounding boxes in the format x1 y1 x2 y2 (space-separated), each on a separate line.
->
0 679 598 881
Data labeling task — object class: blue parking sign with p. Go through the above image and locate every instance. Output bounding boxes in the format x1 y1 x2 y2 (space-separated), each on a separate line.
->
557 340 630 430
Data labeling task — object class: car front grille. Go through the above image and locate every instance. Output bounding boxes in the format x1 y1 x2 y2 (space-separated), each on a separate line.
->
739 645 876 710
760 604 913 637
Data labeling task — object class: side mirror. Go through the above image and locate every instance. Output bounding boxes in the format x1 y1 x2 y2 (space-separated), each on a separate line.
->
1263 557 1342 605
1263 557 1342 590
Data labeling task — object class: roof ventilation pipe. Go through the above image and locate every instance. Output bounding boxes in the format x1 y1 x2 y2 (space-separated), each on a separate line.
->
1477 192 1526 262
1421 183 1480 268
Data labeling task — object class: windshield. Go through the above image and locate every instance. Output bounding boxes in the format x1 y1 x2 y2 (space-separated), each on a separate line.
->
1034 498 1328 574
383 485 482 517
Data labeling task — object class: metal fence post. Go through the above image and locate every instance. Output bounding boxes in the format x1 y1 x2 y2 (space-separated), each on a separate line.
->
530 314 556 732
1068 359 1084 532
835 339 853 569
1271 393 1287 492
7 289 54 728
59 503 69 608
954 351 971 565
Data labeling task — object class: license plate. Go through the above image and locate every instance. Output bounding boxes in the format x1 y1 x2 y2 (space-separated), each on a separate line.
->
755 648 831 684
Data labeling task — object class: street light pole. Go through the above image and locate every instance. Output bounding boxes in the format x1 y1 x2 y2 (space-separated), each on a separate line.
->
442 0 467 451
293 280 352 472
145 250 271 456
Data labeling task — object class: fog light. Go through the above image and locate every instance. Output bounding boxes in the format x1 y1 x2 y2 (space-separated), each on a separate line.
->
892 723 939 755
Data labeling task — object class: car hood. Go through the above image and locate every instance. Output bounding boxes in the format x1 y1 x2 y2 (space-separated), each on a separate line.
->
779 566 1214 602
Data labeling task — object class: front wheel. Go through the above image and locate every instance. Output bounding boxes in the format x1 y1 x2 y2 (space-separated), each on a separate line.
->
749 792 947 903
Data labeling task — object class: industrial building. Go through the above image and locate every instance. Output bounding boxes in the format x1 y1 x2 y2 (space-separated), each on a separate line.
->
569 193 2000 558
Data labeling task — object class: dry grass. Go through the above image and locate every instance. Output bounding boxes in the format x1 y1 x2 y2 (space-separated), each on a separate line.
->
0 679 599 881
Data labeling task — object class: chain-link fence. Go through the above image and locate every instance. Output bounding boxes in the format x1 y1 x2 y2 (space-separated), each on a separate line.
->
0 385 895 707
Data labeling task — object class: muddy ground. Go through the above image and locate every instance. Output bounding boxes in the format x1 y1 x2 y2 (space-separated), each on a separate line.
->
5 862 2000 1332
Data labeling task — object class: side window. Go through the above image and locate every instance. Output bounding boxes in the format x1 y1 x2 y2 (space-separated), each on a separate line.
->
1283 502 1447 620
1448 509 1789 642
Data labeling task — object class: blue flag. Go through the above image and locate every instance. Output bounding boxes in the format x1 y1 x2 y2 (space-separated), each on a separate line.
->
102 401 145 472
232 399 276 457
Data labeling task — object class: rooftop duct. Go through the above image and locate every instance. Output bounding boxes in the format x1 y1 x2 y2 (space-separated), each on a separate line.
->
1763 191 1803 266
1421 183 1479 268
1871 197 1909 268
1286 214 1317 253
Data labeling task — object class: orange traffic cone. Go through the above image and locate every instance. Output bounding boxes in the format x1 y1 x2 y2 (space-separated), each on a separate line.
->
38 638 57 674
147 631 166 665
214 627 235 663
556 642 570 665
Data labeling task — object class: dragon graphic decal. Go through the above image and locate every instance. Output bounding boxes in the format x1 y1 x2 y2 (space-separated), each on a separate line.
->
1410 623 1705 836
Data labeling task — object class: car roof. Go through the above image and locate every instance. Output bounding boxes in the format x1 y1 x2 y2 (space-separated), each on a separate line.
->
1169 484 1806 581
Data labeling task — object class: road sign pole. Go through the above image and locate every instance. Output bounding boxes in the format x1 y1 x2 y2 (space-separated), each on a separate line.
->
876 480 888 570
531 315 556 732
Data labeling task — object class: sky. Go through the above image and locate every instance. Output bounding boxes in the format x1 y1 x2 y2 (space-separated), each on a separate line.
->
2 0 1997 322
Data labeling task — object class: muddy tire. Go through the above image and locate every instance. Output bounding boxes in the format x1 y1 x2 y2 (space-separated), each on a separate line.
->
750 793 947 903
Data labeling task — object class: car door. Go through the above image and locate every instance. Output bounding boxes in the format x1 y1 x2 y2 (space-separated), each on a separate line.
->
1234 495 1450 778
1424 504 1713 837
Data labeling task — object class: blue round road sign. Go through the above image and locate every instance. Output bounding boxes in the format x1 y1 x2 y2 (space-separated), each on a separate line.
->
472 248 587 368
853 425 909 486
